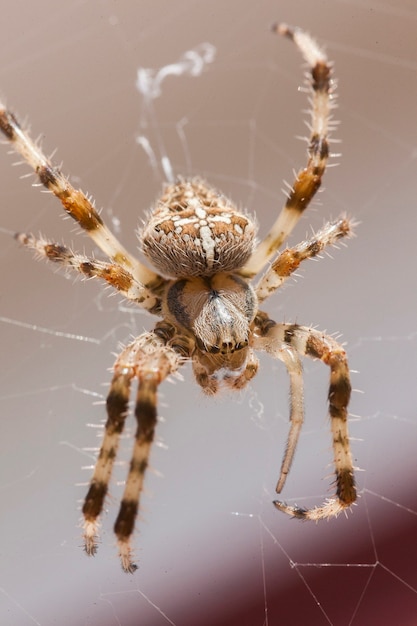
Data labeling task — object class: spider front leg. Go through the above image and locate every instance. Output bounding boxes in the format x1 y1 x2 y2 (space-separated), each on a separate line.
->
82 332 185 573
254 313 356 520
0 101 164 295
15 233 164 312
255 217 352 303
242 23 336 277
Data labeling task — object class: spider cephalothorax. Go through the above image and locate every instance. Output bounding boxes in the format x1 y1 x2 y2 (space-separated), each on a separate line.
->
143 177 259 389
0 23 357 573
165 272 257 351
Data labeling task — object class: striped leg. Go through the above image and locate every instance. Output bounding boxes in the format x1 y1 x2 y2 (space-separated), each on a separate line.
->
242 23 336 278
255 217 352 304
0 102 164 293
254 314 356 520
15 233 163 312
83 371 131 558
82 332 184 573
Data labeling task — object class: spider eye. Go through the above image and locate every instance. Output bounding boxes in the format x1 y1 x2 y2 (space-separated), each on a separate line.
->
196 337 248 355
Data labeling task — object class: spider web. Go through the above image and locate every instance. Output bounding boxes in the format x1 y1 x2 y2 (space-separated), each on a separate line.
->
0 1 416 624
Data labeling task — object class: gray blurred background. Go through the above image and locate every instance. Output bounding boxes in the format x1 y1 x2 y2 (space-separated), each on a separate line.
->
0 1 416 624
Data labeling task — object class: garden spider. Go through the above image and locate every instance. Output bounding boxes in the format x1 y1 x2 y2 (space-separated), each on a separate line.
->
0 24 356 573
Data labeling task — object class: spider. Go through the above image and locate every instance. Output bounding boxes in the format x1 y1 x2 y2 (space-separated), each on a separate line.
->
0 24 356 573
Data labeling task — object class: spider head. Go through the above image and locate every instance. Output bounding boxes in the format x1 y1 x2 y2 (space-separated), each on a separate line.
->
166 273 257 355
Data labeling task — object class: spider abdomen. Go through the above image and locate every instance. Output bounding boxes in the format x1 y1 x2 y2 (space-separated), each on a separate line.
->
141 179 256 277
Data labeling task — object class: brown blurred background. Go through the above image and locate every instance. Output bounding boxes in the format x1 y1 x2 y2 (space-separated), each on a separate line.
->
0 1 416 624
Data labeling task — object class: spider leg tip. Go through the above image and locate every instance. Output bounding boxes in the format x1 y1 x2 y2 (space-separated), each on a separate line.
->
83 538 98 557
270 22 291 37
83 520 100 556
273 499 308 519
118 540 139 574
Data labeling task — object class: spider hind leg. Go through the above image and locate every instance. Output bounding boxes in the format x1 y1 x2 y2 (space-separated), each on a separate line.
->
82 332 184 572
253 314 356 521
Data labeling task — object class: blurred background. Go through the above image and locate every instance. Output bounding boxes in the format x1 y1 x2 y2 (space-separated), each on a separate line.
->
0 1 416 624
